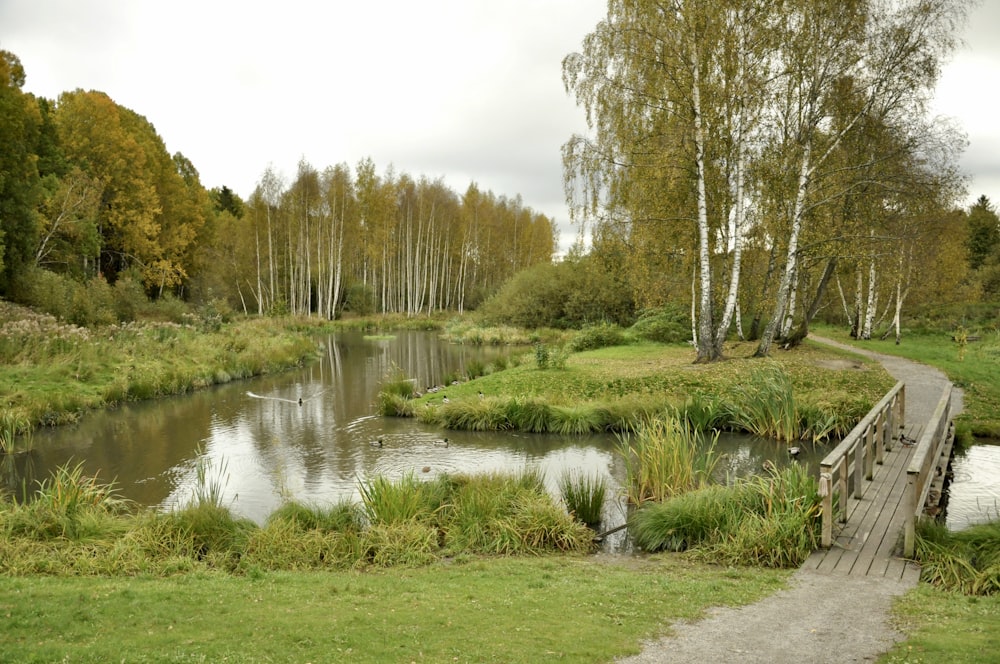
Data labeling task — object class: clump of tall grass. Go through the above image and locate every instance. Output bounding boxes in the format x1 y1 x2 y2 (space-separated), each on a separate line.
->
442 470 590 555
363 521 441 568
534 343 568 370
674 394 724 432
1 462 132 541
375 371 418 416
0 410 33 454
630 464 822 567
189 449 231 509
161 503 256 568
268 499 363 533
548 404 606 434
617 416 720 504
914 519 1000 595
358 473 451 526
377 391 415 417
0 468 593 576
558 471 607 527
442 320 537 345
435 397 513 430
723 365 800 442
505 397 553 433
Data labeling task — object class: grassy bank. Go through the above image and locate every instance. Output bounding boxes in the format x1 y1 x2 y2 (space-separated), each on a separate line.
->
0 556 787 663
387 339 895 442
0 300 325 438
880 584 1000 663
810 324 1000 438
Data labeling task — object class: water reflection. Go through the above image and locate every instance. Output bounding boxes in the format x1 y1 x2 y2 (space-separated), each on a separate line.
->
11 330 832 546
946 442 1000 530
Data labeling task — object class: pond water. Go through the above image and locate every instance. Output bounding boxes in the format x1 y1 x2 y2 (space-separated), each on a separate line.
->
945 442 1000 531
6 331 839 549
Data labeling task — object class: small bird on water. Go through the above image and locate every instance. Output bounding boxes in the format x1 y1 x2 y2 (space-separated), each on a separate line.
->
370 438 383 448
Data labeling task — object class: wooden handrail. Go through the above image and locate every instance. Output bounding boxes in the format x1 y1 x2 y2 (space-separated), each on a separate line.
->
903 385 953 558
819 381 905 548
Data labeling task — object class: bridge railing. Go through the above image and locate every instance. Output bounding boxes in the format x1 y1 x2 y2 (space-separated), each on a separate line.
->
903 385 953 558
818 381 906 548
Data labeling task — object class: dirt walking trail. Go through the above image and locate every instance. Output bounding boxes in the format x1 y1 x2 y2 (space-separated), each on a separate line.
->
615 335 961 664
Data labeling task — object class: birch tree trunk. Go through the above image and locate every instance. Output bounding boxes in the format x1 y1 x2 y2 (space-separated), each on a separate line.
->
756 141 812 357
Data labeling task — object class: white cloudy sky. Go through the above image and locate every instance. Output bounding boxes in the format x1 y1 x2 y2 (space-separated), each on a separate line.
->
2 0 998 253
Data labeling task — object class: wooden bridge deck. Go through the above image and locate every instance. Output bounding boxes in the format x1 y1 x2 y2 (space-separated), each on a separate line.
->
802 422 923 583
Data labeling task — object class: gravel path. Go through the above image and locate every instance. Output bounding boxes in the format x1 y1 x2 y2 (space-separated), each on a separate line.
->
615 335 961 664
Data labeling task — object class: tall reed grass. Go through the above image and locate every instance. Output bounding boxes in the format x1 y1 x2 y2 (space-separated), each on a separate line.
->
722 365 839 442
914 519 1000 595
617 416 720 504
0 411 33 454
630 464 821 567
558 471 608 526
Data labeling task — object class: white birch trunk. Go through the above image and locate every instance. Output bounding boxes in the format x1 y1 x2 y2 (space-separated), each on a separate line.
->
756 141 812 356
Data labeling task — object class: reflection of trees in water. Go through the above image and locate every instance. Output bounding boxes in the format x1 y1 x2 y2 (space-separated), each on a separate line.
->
13 332 592 521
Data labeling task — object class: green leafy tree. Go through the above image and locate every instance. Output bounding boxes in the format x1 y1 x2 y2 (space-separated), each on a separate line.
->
0 50 41 291
965 195 999 272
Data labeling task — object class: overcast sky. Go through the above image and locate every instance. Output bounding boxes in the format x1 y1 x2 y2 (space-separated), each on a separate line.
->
2 0 998 253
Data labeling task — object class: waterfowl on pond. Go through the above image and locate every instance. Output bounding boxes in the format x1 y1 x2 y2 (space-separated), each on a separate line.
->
370 438 383 448
298 397 303 406
435 438 449 448
788 446 801 458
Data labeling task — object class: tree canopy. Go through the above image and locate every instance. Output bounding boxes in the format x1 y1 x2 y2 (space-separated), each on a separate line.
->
564 0 973 358
0 52 557 318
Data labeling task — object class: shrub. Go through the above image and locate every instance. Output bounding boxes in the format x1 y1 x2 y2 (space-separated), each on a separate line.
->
112 273 149 322
630 306 691 344
477 255 635 329
570 322 628 352
341 282 376 315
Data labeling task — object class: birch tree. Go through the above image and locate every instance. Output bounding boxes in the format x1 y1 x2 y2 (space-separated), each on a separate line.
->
754 0 971 355
563 0 782 361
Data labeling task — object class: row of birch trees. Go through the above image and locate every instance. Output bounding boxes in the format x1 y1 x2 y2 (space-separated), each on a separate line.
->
563 0 973 360
211 158 556 318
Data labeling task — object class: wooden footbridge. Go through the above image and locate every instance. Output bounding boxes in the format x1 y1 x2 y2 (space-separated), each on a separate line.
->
802 369 956 583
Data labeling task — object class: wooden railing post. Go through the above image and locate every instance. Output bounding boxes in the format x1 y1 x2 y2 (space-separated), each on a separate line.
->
820 469 833 547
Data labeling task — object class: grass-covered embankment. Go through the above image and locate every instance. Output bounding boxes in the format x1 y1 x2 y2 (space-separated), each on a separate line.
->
385 339 896 442
0 300 323 436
